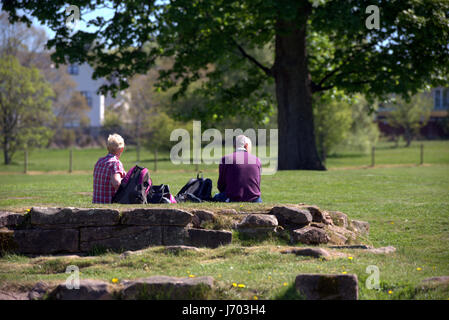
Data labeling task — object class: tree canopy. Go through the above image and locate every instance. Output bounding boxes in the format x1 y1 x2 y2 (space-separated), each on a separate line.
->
3 0 448 169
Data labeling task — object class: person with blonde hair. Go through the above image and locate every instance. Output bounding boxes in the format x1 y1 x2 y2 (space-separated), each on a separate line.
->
93 133 127 203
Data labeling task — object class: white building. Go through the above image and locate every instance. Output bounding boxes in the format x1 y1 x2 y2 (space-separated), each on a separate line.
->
66 63 127 131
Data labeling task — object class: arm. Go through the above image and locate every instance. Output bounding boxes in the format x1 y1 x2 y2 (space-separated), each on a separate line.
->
111 173 122 191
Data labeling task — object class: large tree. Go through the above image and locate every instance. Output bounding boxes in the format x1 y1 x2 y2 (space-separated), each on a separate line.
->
3 0 448 169
0 55 54 164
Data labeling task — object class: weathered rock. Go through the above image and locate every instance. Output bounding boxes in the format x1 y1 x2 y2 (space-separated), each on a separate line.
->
187 228 232 248
328 211 349 228
80 226 162 252
28 281 51 300
237 214 278 228
121 276 214 300
420 276 449 286
13 228 79 254
329 245 373 249
299 206 333 225
49 280 115 300
0 290 28 300
191 210 216 229
295 274 358 300
270 206 312 229
350 220 370 235
0 211 26 228
121 208 193 226
324 225 357 245
162 226 189 246
163 245 200 253
30 207 120 229
291 226 330 245
367 246 396 254
281 247 331 259
0 228 17 254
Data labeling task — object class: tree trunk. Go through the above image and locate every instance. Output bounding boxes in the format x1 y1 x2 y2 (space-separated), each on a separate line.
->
404 127 412 147
272 6 325 170
3 135 10 165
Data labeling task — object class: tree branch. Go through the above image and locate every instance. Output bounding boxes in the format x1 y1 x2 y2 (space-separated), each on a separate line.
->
230 38 273 77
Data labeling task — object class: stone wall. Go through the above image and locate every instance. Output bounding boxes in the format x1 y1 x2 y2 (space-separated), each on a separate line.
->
0 207 232 255
0 204 369 255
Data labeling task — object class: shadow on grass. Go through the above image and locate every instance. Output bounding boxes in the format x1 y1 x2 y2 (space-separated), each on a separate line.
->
273 283 306 300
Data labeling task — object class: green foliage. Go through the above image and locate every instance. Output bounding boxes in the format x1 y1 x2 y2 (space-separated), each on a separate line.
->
3 0 448 119
313 91 353 160
385 92 433 146
0 55 54 164
337 95 380 153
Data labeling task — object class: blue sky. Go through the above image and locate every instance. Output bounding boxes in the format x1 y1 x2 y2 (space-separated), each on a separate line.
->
32 5 115 39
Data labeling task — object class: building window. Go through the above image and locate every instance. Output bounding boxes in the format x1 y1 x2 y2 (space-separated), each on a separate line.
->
68 64 79 75
443 88 449 109
80 91 93 107
435 89 441 110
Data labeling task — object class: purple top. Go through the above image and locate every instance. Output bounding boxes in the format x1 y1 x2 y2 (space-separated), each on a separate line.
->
217 151 261 202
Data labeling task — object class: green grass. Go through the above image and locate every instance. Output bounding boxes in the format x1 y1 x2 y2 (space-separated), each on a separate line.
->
0 140 448 299
1 140 448 173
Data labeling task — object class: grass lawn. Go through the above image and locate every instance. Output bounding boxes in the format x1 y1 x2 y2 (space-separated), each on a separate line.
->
0 140 448 299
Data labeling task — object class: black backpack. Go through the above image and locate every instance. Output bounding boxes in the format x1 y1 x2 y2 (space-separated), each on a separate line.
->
111 165 151 204
175 172 212 203
147 184 172 204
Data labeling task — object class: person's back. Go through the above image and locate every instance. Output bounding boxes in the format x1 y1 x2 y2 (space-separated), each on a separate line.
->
218 151 261 202
93 134 126 204
215 135 262 203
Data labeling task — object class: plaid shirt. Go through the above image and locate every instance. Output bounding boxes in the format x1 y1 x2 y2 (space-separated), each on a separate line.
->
92 153 126 204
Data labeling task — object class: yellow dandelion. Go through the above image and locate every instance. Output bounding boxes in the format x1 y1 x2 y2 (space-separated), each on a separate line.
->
388 290 393 294
111 278 119 284
26 209 31 212
283 282 288 286
218 274 222 278
416 267 422 271
189 274 195 278
268 276 272 280
232 283 237 287
390 222 394 225
342 271 347 274
238 284 245 288
348 257 353 260
248 271 251 274
253 295 258 300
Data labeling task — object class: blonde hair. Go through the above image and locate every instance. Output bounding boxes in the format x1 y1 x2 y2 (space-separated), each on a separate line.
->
107 133 125 154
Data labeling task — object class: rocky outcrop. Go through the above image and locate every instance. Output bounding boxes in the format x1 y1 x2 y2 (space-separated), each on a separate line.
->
291 226 330 245
187 229 232 248
281 247 331 259
48 280 116 300
295 274 358 300
0 204 370 254
236 214 278 235
0 207 228 255
121 276 214 300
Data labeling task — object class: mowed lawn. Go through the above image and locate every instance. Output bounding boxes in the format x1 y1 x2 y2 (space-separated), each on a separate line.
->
0 140 448 299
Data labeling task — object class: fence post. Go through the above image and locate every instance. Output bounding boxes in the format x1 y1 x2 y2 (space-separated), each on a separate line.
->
420 143 424 165
371 146 375 167
69 148 73 173
24 149 28 174
154 149 158 172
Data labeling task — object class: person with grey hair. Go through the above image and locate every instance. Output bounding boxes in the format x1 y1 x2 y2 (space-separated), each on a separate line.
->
213 135 262 202
93 133 127 203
